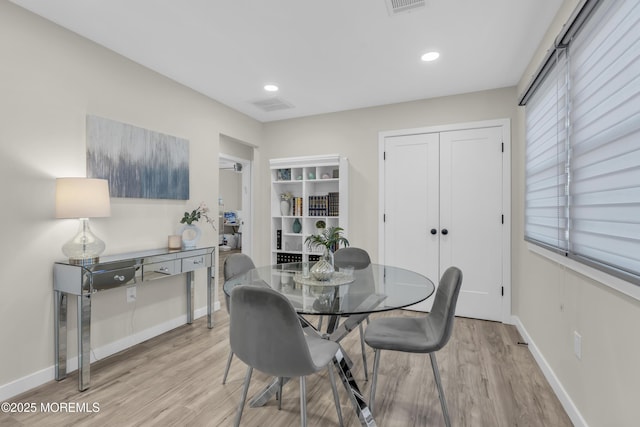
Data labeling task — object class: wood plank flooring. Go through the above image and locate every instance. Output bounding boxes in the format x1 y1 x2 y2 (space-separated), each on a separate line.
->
2 253 572 426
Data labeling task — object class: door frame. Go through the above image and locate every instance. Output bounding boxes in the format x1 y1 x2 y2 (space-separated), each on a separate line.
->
219 152 253 258
378 118 512 323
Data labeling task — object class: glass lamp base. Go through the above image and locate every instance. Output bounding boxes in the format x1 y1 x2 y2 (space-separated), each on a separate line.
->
68 256 100 266
62 218 106 265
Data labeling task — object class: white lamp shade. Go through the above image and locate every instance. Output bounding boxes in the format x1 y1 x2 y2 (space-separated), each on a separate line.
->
56 178 111 218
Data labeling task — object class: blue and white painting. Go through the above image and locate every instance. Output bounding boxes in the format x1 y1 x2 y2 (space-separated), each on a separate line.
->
86 115 189 200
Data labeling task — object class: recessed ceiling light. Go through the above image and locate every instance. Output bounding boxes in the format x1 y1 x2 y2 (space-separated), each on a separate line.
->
421 51 440 62
264 84 279 92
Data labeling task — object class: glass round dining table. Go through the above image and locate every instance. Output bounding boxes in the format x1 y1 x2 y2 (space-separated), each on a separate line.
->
223 262 435 317
223 261 435 427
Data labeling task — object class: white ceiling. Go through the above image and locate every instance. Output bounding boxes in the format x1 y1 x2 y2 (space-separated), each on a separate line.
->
11 0 564 123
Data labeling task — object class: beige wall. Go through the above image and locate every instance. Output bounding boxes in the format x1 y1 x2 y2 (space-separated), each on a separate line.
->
512 1 640 426
0 1 262 392
260 88 518 267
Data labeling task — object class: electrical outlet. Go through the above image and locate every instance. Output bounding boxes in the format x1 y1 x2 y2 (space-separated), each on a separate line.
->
573 331 582 360
126 286 136 303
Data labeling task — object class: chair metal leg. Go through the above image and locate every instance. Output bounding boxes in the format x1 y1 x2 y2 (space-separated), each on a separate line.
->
222 351 234 384
358 323 369 381
234 366 253 427
317 315 323 331
328 364 344 427
300 376 307 427
430 353 451 427
369 349 381 416
278 377 284 410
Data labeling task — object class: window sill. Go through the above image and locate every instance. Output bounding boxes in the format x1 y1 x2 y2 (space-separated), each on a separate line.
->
527 243 640 302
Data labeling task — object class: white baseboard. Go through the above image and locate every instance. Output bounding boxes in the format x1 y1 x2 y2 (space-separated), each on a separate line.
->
0 366 55 402
512 315 588 427
0 303 220 401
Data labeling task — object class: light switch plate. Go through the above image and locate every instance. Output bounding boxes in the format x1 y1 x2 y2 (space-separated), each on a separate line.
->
573 331 582 360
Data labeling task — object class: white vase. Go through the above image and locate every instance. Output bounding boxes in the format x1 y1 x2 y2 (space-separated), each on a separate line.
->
280 200 291 216
179 224 202 248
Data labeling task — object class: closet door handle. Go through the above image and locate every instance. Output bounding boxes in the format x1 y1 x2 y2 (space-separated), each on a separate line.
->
430 229 438 235
441 228 449 235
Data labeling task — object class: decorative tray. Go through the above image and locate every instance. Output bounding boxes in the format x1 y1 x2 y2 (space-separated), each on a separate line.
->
293 271 354 287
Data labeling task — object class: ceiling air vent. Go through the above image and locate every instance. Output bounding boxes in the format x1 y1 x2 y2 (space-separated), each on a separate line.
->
385 0 426 16
252 97 294 112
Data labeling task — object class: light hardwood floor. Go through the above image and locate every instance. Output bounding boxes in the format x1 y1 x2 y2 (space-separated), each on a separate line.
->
2 254 572 426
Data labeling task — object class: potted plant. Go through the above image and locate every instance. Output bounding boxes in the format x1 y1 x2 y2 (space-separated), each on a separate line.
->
315 220 326 235
305 226 349 280
179 202 216 248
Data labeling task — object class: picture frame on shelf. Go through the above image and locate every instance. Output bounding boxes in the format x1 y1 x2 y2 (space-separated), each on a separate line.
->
277 168 291 181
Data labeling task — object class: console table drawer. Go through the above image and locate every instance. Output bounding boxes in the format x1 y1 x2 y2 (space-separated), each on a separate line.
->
143 260 178 281
91 266 138 291
182 254 209 272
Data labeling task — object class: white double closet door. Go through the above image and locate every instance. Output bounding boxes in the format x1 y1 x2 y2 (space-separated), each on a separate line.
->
382 126 505 321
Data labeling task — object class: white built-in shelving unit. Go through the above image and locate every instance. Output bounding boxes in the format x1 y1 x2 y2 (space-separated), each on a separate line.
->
269 154 349 264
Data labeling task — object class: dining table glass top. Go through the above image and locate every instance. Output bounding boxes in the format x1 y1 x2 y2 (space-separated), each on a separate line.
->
223 262 435 316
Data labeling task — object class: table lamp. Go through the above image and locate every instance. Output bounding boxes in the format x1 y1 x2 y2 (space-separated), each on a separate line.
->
55 177 111 265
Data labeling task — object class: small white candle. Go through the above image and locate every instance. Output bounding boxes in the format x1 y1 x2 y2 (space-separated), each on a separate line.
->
168 235 182 250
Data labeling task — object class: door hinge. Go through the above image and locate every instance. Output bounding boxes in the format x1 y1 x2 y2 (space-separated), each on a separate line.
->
501 286 504 296
501 142 504 152
383 151 386 160
501 214 504 224
383 213 386 222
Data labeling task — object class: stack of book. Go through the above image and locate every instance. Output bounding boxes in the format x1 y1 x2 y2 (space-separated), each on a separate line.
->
328 192 339 216
277 252 303 264
308 195 327 216
293 197 303 216
308 192 339 216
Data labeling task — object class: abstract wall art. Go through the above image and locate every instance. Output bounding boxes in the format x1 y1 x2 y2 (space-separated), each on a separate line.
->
86 115 189 200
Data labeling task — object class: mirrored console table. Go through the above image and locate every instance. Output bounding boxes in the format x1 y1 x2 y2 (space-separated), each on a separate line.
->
53 246 216 391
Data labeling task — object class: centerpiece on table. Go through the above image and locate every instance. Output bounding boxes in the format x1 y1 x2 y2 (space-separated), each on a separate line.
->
179 202 216 248
304 226 349 280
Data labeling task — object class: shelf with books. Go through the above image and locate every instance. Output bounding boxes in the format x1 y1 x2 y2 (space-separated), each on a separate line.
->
270 155 348 264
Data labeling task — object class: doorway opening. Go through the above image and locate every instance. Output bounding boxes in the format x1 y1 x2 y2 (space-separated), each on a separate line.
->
218 136 254 259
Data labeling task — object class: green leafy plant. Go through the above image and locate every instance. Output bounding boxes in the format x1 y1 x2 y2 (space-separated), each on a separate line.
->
305 226 349 252
315 220 326 229
180 202 216 230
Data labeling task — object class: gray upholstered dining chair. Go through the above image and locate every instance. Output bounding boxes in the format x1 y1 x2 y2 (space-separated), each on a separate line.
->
331 247 372 381
230 285 344 427
222 253 256 385
364 266 463 427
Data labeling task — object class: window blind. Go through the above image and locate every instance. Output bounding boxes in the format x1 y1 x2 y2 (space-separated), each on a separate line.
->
523 0 640 284
568 0 640 281
525 50 569 252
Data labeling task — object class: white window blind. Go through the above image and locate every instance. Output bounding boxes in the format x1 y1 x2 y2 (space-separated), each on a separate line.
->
523 0 640 284
568 0 640 281
525 50 568 252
